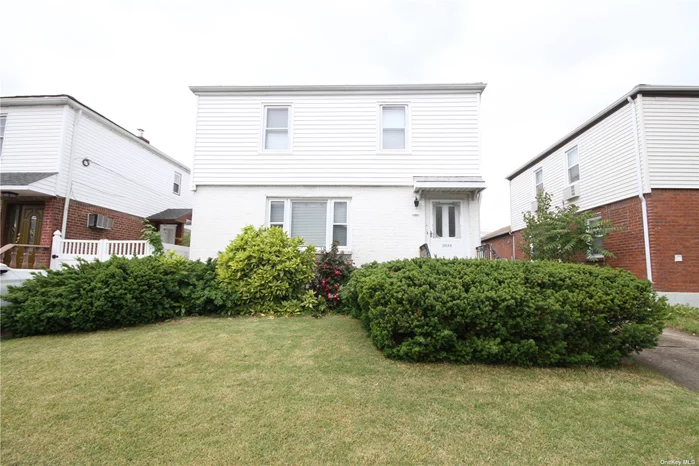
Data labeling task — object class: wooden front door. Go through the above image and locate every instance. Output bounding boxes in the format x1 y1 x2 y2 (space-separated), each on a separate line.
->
2 204 44 268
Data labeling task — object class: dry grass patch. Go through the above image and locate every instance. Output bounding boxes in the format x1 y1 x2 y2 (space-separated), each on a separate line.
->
2 316 697 465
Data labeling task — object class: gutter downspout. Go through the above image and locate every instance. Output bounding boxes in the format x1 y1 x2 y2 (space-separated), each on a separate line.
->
510 229 516 261
627 96 653 283
61 109 83 236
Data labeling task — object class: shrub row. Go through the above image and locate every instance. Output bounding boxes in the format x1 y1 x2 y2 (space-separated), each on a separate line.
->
1 256 236 337
341 258 666 367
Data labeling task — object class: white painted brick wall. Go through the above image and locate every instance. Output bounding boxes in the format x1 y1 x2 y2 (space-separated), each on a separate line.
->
190 186 481 265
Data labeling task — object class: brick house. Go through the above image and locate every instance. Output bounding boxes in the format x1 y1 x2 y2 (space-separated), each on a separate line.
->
482 85 699 306
0 95 192 268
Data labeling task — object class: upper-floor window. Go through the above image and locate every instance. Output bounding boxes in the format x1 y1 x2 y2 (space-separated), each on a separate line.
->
566 146 580 184
380 105 407 150
534 168 544 195
173 172 182 195
0 115 6 155
263 106 290 151
267 198 350 249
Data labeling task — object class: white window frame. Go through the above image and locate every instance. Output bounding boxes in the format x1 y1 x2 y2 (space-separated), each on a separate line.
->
266 198 351 251
261 104 292 153
0 114 6 156
173 172 182 195
586 213 604 260
432 201 461 239
378 103 410 153
533 167 544 196
565 145 580 186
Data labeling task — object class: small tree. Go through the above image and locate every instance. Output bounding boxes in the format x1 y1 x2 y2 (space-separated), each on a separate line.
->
520 191 620 262
140 220 164 256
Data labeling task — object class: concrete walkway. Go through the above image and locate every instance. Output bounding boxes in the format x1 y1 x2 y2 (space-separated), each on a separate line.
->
633 329 699 391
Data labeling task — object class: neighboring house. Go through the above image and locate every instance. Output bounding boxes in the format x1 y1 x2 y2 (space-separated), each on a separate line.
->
0 95 192 268
480 226 512 260
485 85 699 305
189 83 487 265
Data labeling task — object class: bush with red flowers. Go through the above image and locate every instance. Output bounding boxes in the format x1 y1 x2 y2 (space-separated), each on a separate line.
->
311 241 355 311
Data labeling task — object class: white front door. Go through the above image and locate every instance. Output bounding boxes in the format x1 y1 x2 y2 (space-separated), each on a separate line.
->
159 224 177 244
427 200 468 258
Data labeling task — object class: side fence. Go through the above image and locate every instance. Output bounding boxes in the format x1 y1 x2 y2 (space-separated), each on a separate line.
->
49 231 189 270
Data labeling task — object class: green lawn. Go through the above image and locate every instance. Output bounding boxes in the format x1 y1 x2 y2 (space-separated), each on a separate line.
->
666 304 699 335
2 316 697 465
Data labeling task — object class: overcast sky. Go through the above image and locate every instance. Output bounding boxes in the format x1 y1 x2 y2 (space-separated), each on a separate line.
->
2 0 697 233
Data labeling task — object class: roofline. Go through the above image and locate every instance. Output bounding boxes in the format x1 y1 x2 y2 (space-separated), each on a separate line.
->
481 226 511 241
189 83 487 95
0 94 191 173
505 84 699 180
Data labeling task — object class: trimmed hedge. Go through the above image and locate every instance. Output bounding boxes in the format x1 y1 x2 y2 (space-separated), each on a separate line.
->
341 258 666 367
1 256 236 337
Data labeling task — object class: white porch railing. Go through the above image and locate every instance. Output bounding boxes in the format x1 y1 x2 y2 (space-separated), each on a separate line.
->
49 231 189 270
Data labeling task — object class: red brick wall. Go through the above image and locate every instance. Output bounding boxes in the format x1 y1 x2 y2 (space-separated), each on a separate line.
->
482 233 516 260
594 196 648 280
2 196 145 268
63 199 144 241
505 196 649 279
646 189 699 292
504 191 699 292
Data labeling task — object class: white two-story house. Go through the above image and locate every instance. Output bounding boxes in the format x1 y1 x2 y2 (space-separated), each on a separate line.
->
189 83 486 264
483 85 699 305
0 95 192 268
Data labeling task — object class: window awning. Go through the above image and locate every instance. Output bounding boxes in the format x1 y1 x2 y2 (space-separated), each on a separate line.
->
413 176 486 194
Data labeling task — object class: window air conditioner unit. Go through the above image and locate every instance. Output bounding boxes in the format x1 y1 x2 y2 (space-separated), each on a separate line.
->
87 213 114 230
531 200 539 212
563 183 580 201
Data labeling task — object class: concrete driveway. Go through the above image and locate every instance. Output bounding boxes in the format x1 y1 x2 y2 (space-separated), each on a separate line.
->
633 329 699 391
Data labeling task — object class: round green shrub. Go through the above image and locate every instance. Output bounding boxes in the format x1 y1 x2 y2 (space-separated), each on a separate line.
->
216 225 316 315
341 258 667 367
1 256 236 337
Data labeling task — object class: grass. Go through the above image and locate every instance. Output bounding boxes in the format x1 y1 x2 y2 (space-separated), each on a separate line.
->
2 316 697 465
665 304 699 335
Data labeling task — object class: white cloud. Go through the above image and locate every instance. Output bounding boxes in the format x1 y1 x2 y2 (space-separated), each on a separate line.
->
2 0 697 232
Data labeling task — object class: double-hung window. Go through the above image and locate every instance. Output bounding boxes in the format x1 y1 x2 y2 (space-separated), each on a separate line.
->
0 115 6 156
534 168 544 195
263 106 290 151
380 105 407 150
173 172 182 195
267 199 350 250
566 146 580 184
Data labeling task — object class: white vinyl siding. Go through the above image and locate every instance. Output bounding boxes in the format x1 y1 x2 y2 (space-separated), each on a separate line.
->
58 111 192 218
193 92 480 186
267 198 351 250
643 96 699 188
380 105 407 150
0 105 65 173
510 103 642 231
263 106 290 151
